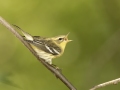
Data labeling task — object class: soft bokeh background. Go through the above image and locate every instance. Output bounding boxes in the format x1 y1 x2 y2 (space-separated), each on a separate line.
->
0 0 120 90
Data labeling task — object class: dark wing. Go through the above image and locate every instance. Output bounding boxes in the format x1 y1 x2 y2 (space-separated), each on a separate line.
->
26 39 62 55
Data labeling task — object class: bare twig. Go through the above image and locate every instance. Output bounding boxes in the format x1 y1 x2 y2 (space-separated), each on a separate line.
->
90 78 120 90
0 16 77 90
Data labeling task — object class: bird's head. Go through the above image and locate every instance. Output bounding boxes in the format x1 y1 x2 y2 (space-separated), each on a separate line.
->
51 33 72 50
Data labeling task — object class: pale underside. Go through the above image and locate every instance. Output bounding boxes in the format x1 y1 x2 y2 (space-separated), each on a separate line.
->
30 44 55 64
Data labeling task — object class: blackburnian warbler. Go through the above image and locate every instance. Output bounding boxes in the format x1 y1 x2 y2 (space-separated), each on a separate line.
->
14 25 72 65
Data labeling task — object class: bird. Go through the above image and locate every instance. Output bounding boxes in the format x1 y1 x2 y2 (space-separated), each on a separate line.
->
13 25 72 65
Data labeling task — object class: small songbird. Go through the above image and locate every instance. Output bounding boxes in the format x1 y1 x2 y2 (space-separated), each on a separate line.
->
13 25 72 65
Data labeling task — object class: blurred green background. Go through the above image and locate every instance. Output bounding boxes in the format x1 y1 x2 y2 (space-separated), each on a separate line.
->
0 0 120 90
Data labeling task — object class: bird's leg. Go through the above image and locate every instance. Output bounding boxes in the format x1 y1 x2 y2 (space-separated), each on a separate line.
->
51 64 59 69
50 64 62 78
44 59 62 71
51 64 62 72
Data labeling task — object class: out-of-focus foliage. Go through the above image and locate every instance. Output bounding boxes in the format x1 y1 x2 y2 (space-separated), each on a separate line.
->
0 0 120 90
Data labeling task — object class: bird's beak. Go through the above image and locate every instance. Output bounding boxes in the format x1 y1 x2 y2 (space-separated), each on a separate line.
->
65 32 72 42
68 40 72 42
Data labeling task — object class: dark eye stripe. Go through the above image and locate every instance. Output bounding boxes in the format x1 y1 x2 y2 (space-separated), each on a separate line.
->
58 38 63 40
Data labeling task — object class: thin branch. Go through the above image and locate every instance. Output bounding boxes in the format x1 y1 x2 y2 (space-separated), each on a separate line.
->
90 78 120 90
0 16 77 90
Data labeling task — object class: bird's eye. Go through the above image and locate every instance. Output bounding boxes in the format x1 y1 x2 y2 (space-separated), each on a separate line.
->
58 38 63 41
